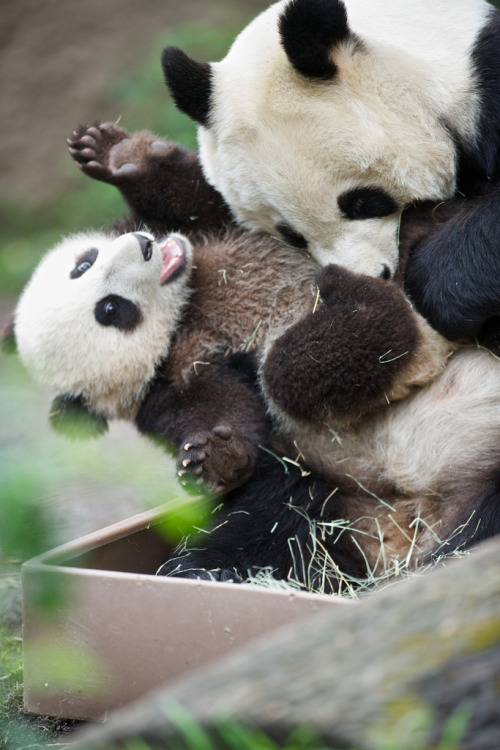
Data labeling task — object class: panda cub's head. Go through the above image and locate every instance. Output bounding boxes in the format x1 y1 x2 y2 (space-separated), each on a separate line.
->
161 0 472 279
15 230 193 426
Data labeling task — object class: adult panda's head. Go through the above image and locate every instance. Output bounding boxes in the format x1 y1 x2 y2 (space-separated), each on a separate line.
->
14 230 193 433
161 0 484 278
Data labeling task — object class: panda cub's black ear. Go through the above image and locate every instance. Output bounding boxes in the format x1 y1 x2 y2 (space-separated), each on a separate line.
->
50 394 108 440
279 0 352 80
1 314 18 355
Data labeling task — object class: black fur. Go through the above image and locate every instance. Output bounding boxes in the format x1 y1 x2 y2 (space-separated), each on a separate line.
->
94 295 142 331
132 233 153 261
338 186 398 220
278 0 352 79
159 449 500 589
158 453 370 591
436 470 500 556
68 122 232 237
275 222 308 250
161 47 213 127
70 247 98 279
50 394 108 439
136 351 272 492
406 9 500 341
404 188 500 341
456 9 500 195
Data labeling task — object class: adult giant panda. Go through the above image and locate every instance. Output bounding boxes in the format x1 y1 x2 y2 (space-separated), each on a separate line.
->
162 0 500 341
8 121 500 590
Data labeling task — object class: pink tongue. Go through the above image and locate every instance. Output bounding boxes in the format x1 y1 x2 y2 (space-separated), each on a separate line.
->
160 237 185 284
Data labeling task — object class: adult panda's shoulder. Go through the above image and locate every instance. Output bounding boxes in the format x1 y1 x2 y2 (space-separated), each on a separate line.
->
458 5 500 193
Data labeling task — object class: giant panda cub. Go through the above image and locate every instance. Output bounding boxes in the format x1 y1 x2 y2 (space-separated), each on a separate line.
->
162 0 500 344
10 121 500 590
14 231 193 428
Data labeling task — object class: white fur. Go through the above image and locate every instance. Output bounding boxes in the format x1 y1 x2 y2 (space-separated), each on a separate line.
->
197 0 492 276
15 231 193 419
270 345 500 509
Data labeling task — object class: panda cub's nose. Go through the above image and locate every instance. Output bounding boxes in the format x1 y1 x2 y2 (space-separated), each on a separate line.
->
132 233 153 261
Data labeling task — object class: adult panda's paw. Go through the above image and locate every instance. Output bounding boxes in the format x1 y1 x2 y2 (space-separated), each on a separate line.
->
68 122 173 184
177 424 255 494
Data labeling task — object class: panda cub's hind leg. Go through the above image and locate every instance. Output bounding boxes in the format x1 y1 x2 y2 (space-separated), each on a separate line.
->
178 424 256 495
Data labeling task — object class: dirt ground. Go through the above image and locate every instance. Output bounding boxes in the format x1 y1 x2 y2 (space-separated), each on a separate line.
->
0 0 266 208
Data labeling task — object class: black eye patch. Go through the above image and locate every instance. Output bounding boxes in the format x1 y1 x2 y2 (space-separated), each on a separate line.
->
70 248 98 279
94 295 142 332
338 187 398 220
275 222 308 250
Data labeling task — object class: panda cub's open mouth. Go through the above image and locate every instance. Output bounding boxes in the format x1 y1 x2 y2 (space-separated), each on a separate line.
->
159 236 187 285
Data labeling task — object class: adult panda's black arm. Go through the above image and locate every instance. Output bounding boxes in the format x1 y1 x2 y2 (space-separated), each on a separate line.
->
455 9 500 196
403 187 500 346
135 351 272 494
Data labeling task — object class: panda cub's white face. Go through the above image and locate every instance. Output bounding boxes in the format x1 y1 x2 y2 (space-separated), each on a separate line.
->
15 231 193 419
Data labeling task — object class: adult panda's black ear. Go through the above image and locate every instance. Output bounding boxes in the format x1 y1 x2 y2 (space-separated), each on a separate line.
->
279 0 352 79
50 394 108 440
161 47 213 127
1 314 17 355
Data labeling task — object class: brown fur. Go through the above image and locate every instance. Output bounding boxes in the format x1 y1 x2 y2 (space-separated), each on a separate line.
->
66 122 498 580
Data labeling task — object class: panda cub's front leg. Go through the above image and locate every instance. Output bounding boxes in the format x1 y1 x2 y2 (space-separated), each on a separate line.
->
136 353 272 494
177 424 257 495
68 121 146 183
68 121 231 235
68 121 173 184
261 264 450 423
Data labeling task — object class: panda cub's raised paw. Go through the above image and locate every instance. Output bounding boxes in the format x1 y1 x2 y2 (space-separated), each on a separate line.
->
68 122 128 182
68 121 173 184
178 424 255 494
